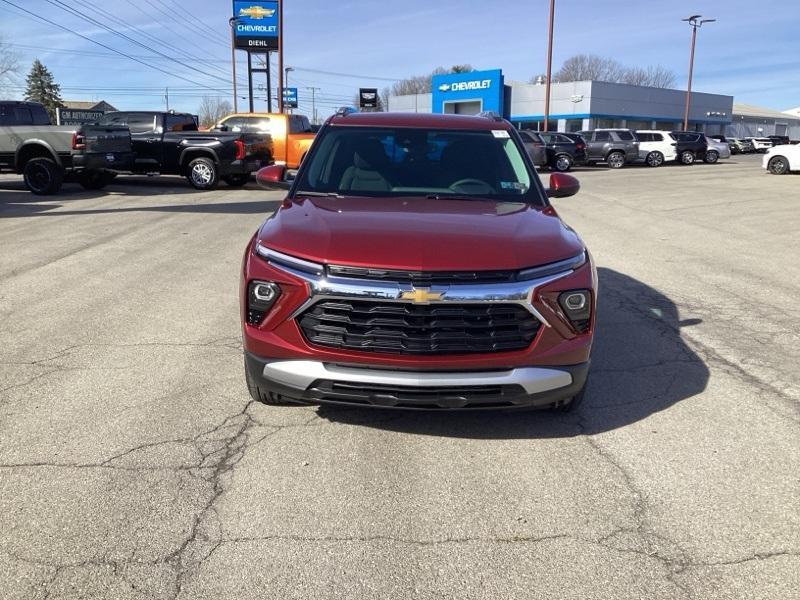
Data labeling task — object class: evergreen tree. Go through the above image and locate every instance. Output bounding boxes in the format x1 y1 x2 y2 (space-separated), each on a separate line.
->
24 59 64 122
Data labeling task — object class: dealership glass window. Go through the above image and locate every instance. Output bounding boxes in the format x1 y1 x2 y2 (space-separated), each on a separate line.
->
626 120 651 131
595 118 615 129
565 119 583 133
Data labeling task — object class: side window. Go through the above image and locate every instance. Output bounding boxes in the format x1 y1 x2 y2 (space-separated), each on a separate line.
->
637 133 650 142
0 105 8 125
32 105 51 125
594 131 611 141
652 133 663 142
165 114 196 132
555 134 572 143
616 131 635 141
13 107 34 125
518 131 532 143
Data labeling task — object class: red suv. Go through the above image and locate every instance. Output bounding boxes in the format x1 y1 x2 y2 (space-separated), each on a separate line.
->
241 112 596 411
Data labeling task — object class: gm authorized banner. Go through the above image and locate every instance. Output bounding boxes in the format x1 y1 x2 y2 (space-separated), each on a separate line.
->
56 108 105 125
431 69 505 116
233 1 279 51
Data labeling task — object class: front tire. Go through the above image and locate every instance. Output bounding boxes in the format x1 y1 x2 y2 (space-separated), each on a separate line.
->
186 157 219 190
551 153 573 172
679 150 695 165
223 174 250 187
704 150 719 164
646 151 664 167
768 156 789 175
23 157 63 195
606 151 625 169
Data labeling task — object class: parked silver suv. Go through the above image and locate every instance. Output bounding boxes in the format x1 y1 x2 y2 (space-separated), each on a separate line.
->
577 129 640 169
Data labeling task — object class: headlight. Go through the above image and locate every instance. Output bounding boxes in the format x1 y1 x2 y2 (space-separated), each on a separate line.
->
558 289 592 333
247 281 281 325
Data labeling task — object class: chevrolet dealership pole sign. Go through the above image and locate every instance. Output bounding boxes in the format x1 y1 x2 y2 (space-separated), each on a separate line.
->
233 1 279 51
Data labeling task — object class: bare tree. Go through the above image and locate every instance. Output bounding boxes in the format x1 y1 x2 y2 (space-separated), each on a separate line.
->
550 54 676 89
388 65 476 97
0 34 20 95
198 96 233 128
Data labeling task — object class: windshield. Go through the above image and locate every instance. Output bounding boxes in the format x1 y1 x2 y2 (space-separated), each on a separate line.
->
294 126 540 202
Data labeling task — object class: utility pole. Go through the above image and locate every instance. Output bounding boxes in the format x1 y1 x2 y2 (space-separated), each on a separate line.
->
277 0 284 113
682 14 716 131
247 51 254 113
284 66 294 114
543 0 555 132
165 87 169 111
306 86 320 124
228 17 239 113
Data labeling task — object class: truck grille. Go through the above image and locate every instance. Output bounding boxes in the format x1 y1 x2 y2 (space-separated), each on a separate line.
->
298 300 541 355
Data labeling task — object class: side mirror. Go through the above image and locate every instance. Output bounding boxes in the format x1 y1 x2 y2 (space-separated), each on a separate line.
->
546 172 580 198
256 165 291 190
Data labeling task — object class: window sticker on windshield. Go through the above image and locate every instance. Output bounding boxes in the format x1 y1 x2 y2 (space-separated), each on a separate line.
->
492 130 510 138
500 181 527 191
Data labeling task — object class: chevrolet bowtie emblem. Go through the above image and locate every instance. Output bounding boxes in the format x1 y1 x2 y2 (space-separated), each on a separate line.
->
239 5 275 19
400 288 444 304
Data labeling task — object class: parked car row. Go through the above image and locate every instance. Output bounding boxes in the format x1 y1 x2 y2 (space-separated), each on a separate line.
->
519 128 732 170
0 100 318 195
711 135 798 155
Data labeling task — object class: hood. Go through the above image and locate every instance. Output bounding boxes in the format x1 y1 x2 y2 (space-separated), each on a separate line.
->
257 196 584 272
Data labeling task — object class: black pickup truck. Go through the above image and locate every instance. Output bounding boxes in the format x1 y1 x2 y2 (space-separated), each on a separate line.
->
1 100 133 194
97 111 269 190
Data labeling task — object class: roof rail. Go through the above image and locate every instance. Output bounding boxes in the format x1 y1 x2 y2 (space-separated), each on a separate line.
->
335 106 358 117
477 111 504 122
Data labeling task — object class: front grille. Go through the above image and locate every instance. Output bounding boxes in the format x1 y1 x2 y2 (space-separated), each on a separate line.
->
308 381 528 409
298 300 541 355
326 265 515 285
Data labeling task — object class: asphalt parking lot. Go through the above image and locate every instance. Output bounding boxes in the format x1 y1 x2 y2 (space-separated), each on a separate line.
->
1 153 798 599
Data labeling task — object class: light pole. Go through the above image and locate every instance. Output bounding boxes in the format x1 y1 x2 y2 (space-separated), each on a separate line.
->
682 14 715 131
284 66 294 113
228 17 240 113
543 0 555 132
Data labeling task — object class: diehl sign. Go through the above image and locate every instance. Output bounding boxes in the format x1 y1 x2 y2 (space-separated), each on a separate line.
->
233 1 279 51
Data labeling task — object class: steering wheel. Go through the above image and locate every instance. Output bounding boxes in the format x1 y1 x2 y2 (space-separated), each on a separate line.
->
449 178 495 194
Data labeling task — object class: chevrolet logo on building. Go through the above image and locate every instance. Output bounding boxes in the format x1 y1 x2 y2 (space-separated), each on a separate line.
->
239 5 276 19
400 288 444 304
438 84 451 92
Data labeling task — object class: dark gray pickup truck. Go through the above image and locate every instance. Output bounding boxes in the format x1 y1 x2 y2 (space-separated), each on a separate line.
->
97 111 270 190
0 101 133 194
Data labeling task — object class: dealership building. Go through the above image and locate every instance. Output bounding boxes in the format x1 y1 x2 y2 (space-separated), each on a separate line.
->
388 68 745 135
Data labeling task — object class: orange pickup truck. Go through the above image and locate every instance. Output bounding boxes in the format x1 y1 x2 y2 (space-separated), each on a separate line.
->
215 113 315 169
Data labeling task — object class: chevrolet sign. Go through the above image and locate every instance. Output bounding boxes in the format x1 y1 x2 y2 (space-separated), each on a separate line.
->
440 79 492 93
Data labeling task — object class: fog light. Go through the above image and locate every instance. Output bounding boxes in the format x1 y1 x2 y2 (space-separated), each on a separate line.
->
247 281 281 325
253 283 278 303
558 290 592 333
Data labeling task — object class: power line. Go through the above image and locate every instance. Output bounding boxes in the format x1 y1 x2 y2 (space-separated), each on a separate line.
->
41 0 233 88
0 0 231 94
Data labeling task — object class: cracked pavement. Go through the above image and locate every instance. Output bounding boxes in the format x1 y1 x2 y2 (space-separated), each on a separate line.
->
1 161 798 599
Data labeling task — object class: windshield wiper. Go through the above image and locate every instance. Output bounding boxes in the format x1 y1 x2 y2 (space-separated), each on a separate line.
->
295 190 343 198
425 194 487 201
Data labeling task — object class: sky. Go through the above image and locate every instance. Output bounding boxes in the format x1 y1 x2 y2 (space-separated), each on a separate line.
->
1 0 799 118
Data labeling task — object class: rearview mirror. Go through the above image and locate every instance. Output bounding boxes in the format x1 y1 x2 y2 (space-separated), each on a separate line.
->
256 165 291 190
546 172 580 198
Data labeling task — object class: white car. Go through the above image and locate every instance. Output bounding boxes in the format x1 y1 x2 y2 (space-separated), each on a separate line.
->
635 130 678 167
747 137 773 153
763 144 800 174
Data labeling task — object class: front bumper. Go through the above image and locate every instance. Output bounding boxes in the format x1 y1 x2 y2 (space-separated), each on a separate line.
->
245 352 589 410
